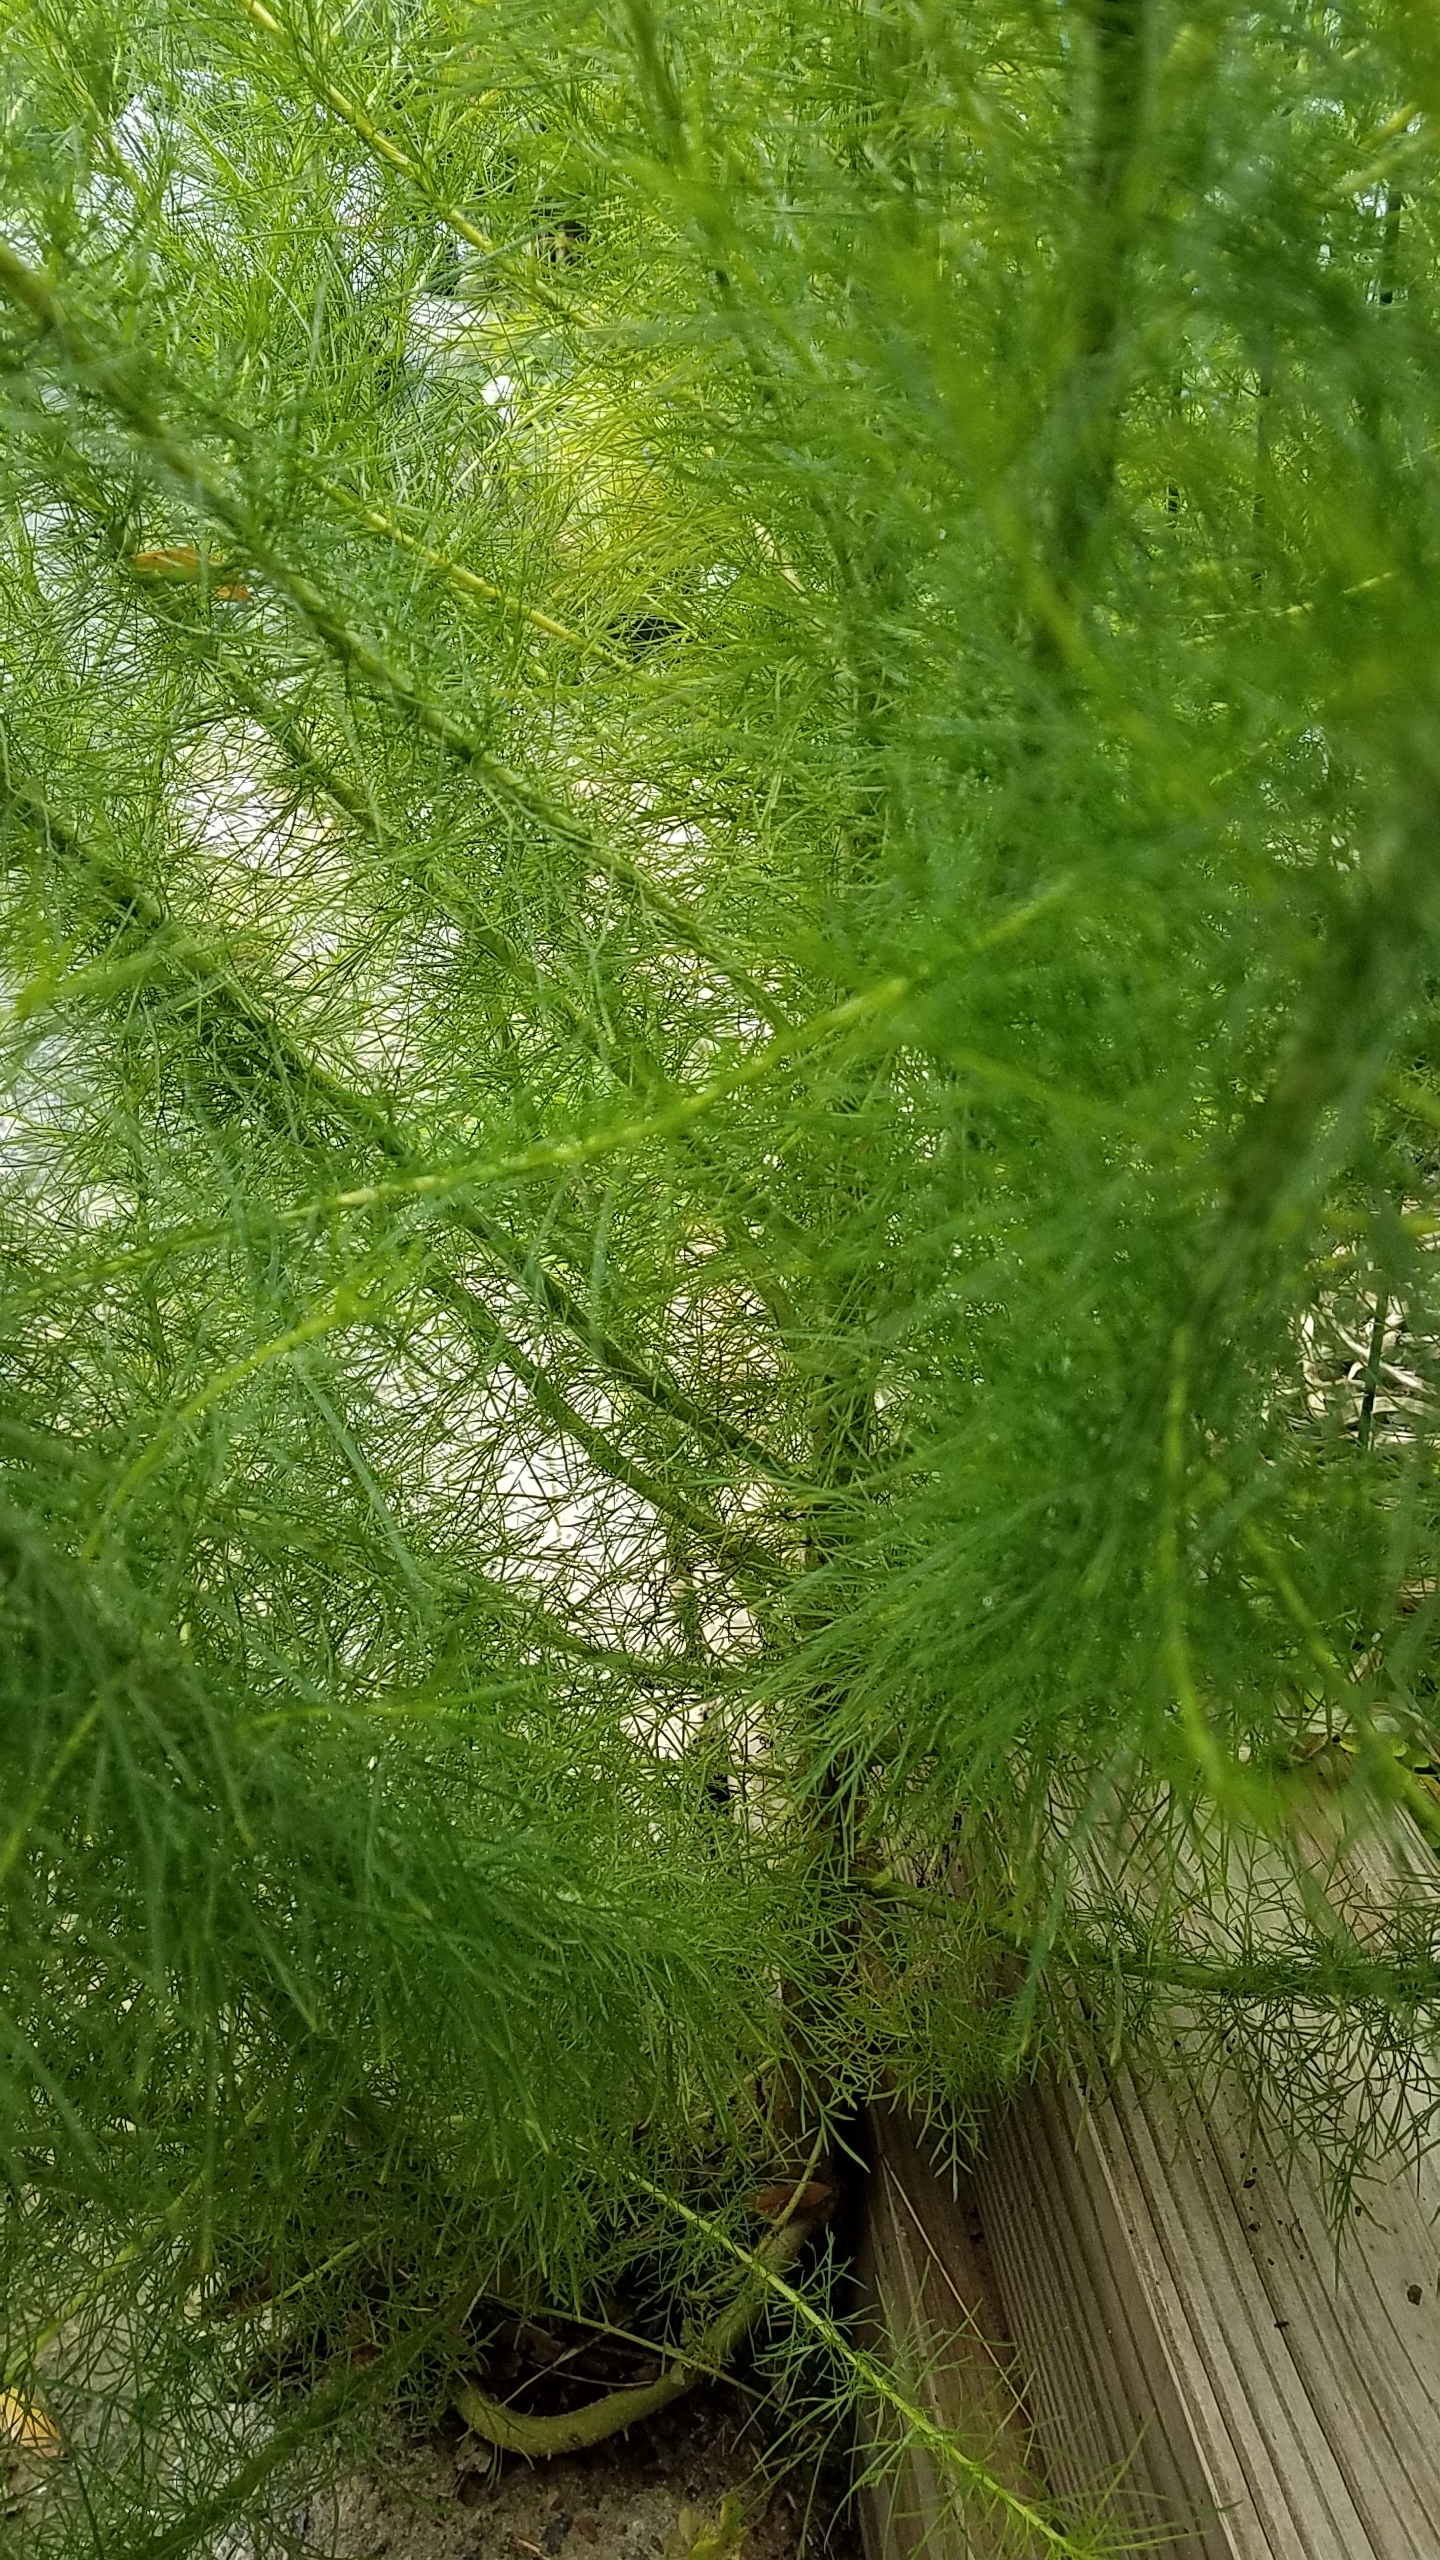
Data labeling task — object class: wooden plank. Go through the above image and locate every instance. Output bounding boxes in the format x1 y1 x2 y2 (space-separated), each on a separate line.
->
976 2076 1222 2551
980 2073 1369 2555
855 2102 1048 2560
861 2077 1440 2557
857 1808 1440 2556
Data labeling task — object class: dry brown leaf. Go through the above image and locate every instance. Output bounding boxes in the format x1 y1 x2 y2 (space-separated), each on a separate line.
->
747 2178 831 2221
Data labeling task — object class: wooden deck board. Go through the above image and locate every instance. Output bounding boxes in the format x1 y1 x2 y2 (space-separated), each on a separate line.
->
858 2069 1440 2558
855 2104 1049 2560
856 1812 1440 2555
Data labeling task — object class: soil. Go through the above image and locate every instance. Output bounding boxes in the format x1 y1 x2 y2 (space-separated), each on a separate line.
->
304 2388 861 2560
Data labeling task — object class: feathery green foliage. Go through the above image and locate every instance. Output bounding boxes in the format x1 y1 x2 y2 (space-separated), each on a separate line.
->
3 0 1440 2547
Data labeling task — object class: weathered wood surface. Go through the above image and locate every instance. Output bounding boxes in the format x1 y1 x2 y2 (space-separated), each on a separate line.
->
859 2070 1440 2559
855 2102 1047 2560
857 1800 1440 2557
983 2063 1440 2556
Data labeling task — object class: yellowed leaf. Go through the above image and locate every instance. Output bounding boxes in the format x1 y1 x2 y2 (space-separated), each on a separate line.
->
665 2494 746 2560
0 2390 62 2459
128 545 250 600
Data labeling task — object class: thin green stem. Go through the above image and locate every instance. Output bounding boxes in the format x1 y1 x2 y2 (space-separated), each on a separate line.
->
633 2180 1089 2559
